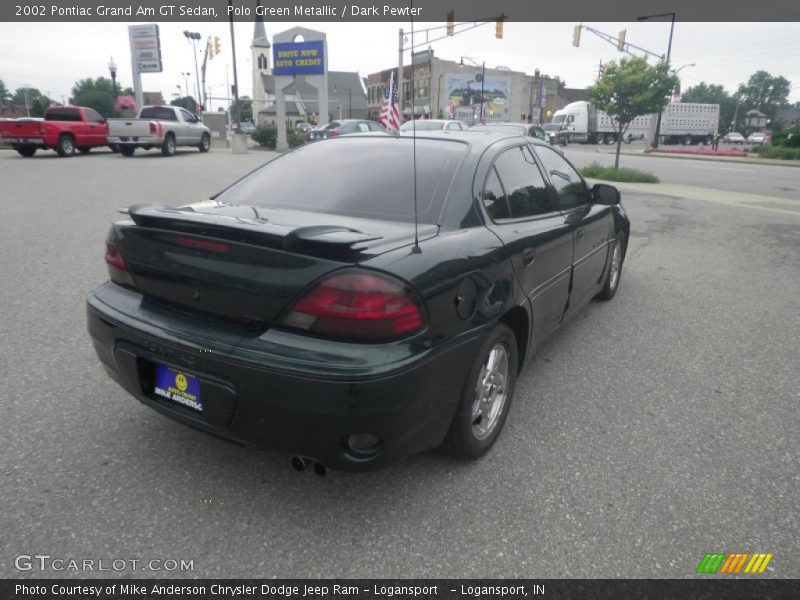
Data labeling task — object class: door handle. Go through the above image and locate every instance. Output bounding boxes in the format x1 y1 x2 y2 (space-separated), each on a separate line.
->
576 227 585 240
522 248 536 267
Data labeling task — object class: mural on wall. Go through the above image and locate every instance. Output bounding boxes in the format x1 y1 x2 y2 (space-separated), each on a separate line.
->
444 73 511 122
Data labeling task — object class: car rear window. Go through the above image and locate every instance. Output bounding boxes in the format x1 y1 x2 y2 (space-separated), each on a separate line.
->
217 137 466 224
45 108 81 122
139 107 177 121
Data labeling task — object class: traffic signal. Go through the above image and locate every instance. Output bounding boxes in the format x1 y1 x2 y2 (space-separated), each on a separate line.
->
213 36 221 58
617 30 626 52
495 16 504 39
446 11 454 36
572 24 581 47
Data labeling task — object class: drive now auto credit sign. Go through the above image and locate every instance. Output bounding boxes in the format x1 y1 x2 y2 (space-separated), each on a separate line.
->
272 41 325 76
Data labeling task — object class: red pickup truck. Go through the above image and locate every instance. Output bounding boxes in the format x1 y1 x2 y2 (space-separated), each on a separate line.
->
0 105 113 157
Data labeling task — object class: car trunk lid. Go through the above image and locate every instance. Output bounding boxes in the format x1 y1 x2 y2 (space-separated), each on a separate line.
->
113 202 437 326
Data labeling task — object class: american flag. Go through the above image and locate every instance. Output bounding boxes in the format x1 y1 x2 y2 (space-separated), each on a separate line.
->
380 71 401 132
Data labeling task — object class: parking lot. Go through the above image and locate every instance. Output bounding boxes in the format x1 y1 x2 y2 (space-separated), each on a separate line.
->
1 147 798 578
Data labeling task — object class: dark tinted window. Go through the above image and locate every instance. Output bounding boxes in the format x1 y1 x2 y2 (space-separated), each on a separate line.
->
368 121 383 132
535 146 587 210
217 138 466 224
140 107 178 121
493 146 554 218
45 108 81 122
481 167 510 220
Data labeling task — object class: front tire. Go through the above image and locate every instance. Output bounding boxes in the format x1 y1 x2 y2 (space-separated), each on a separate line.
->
198 132 210 153
161 134 176 157
442 323 518 460
596 232 626 301
56 134 75 157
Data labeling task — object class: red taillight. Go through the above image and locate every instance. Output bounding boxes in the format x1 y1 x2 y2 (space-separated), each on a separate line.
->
39 126 47 134
279 271 424 341
104 230 127 272
149 122 157 135
329 129 340 137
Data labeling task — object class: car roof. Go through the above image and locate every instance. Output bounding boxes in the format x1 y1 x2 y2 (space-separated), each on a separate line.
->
332 130 553 151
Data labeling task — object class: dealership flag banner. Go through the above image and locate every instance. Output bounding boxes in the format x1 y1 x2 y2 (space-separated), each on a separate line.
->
380 72 401 132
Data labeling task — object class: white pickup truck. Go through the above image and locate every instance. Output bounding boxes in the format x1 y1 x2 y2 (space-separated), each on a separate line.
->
108 105 211 157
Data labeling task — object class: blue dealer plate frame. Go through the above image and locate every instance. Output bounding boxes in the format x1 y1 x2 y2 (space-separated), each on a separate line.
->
153 364 203 412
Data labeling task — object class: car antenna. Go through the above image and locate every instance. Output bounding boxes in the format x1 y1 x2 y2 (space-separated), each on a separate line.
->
410 3 421 254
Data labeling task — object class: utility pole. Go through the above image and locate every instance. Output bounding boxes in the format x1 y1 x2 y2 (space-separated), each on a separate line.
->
637 12 676 149
398 28 404 120
228 0 240 130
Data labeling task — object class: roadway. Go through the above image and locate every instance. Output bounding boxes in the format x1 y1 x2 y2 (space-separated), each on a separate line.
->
562 143 800 201
1 146 798 578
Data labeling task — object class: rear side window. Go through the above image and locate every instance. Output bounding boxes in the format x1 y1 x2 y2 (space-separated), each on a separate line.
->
140 107 178 121
45 108 80 122
481 167 510 220
535 146 587 211
492 146 554 218
217 138 466 224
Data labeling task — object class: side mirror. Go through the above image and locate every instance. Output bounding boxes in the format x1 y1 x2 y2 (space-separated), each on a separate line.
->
591 183 621 205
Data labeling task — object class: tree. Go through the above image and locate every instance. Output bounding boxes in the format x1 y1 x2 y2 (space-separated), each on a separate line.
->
682 82 738 133
70 77 117 117
170 96 197 113
736 71 791 119
0 79 10 106
12 86 53 117
588 56 677 168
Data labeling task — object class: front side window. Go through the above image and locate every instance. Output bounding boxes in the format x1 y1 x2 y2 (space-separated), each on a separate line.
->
180 109 196 123
535 146 587 211
84 108 104 123
492 146 554 218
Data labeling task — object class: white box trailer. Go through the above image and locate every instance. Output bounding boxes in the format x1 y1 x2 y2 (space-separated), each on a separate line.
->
552 101 719 145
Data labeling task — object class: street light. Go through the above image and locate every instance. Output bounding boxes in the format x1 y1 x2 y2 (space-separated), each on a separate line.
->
460 57 486 125
637 12 676 149
108 57 117 98
183 30 202 108
673 63 695 75
334 85 353 119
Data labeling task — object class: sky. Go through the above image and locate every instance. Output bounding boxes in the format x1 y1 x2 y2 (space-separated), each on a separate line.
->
1 21 798 109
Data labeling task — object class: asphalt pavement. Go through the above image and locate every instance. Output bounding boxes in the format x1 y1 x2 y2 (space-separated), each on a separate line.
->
1 146 798 578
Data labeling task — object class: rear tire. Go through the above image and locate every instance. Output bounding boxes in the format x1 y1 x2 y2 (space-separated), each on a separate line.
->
161 134 176 157
198 132 210 153
16 146 36 157
442 322 518 460
119 145 135 157
56 134 75 157
596 232 626 301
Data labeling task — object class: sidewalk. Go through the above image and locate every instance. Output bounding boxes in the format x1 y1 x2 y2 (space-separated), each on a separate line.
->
593 147 800 168
585 178 800 217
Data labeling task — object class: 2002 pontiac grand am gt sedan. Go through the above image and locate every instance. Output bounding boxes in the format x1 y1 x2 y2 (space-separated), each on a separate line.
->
87 132 629 472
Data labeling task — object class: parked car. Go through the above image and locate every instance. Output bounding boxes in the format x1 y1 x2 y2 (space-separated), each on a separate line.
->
723 132 746 144
0 105 112 157
295 122 313 133
307 119 385 141
108 105 211 157
237 121 256 134
87 132 629 473
399 119 468 132
467 122 549 143
746 132 771 145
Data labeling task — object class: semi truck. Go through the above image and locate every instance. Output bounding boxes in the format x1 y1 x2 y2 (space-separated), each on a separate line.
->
551 101 720 146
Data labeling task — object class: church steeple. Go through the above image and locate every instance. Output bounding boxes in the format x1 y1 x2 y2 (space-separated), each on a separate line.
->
251 0 271 124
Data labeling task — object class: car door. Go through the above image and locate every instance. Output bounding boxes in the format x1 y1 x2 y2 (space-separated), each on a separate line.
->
479 144 573 347
534 145 614 315
179 109 199 144
83 108 106 146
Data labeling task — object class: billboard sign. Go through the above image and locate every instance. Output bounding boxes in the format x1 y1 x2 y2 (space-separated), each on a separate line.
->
272 41 325 76
445 74 511 122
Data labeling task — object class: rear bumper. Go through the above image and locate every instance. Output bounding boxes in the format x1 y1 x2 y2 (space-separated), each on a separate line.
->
86 283 485 472
108 136 162 145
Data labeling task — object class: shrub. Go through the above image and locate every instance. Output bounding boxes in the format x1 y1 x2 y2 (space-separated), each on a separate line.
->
287 132 306 148
760 146 800 160
251 125 277 149
580 163 660 183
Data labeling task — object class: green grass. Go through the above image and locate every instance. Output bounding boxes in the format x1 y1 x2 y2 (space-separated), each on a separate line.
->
580 162 660 183
758 146 800 160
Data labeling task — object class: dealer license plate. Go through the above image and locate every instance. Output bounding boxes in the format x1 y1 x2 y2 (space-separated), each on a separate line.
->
153 364 203 412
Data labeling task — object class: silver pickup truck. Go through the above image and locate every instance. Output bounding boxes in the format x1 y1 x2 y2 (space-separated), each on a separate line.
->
108 105 211 157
